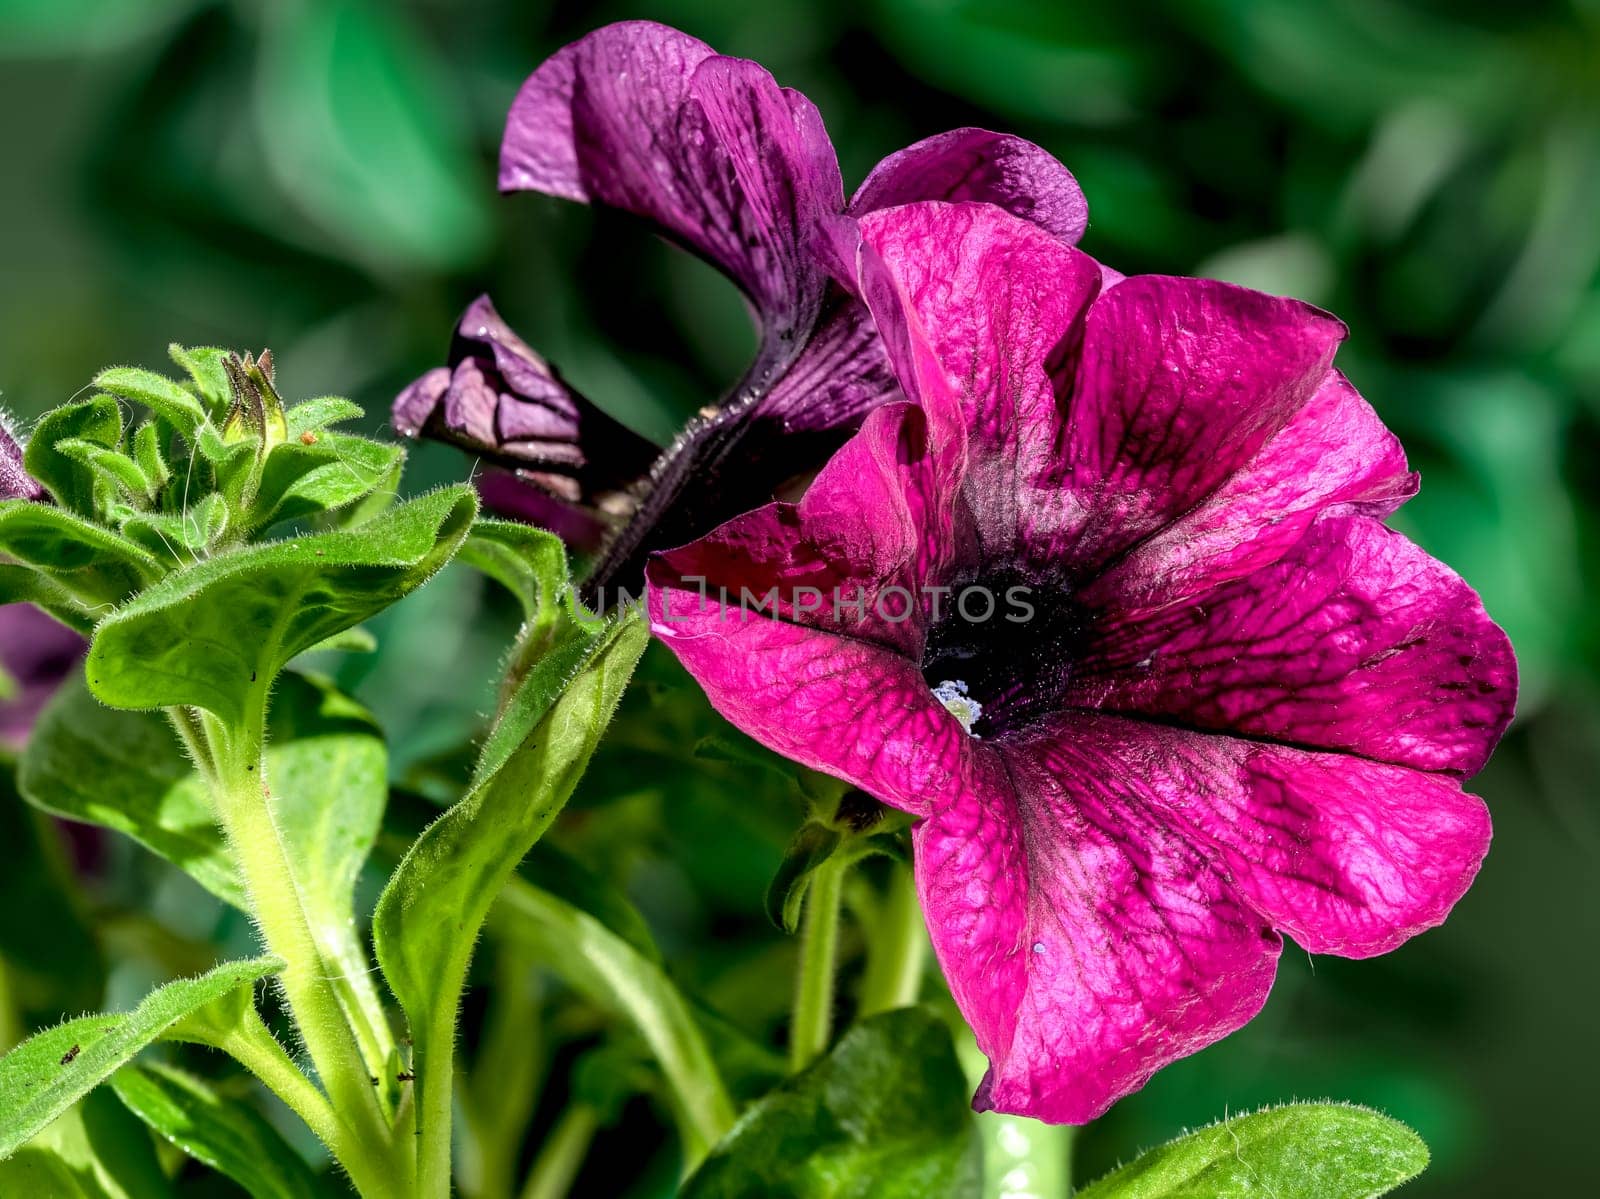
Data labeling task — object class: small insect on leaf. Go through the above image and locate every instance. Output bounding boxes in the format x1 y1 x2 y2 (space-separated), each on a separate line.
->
60 1045 80 1066
300 432 318 445
397 1071 415 1082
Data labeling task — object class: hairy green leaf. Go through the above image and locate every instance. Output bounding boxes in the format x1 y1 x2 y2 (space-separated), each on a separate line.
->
374 609 645 1151
111 1063 324 1199
0 957 281 1160
20 672 241 906
93 367 207 438
682 1008 980 1199
85 485 475 723
243 433 404 535
0 502 162 610
23 396 121 516
0 1090 173 1199
1075 1103 1430 1199
287 396 364 437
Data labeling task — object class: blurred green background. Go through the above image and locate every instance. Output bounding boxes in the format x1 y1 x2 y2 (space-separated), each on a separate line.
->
2 0 1598 1194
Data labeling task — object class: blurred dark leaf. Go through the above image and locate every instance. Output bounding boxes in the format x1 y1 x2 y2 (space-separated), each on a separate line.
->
681 1007 980 1199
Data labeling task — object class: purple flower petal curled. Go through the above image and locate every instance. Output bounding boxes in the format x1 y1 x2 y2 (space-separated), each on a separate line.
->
392 295 657 523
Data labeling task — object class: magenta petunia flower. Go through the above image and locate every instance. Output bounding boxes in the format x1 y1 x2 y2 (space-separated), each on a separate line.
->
396 20 1087 589
646 203 1516 1122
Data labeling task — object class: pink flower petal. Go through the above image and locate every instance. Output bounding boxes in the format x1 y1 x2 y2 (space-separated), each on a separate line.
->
1049 276 1346 571
1086 369 1417 609
918 716 1280 1123
851 128 1089 244
854 202 1100 559
646 577 969 817
1070 515 1517 775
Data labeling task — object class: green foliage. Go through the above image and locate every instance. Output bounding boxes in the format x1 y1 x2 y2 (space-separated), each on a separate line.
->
373 607 646 1066
681 1008 981 1199
1077 1103 1429 1198
20 673 242 906
0 761 104 1024
85 485 475 723
111 1062 326 1199
255 0 492 271
0 1089 173 1199
495 847 740 1157
0 956 282 1160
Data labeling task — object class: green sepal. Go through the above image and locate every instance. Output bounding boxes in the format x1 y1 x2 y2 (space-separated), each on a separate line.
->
54 438 156 505
287 396 364 437
766 821 842 934
120 493 230 562
23 396 122 516
93 367 208 439
84 485 476 723
167 345 234 419
242 433 404 535
681 1008 981 1199
0 956 283 1160
1075 1103 1430 1199
110 1063 325 1199
130 424 170 494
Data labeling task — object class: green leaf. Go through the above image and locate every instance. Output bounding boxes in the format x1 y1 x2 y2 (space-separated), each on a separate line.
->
681 1008 981 1199
0 761 104 1023
765 822 842 935
0 1089 173 1199
0 502 162 610
21 670 388 923
0 566 95 634
120 494 230 563
167 346 233 420
243 433 404 534
130 425 170 495
457 519 572 627
53 439 155 505
93 368 207 438
85 485 475 724
1075 1103 1430 1199
373 609 646 1144
20 672 242 907
287 396 364 437
0 956 282 1160
255 0 491 272
23 396 122 516
492 864 740 1157
111 1063 324 1199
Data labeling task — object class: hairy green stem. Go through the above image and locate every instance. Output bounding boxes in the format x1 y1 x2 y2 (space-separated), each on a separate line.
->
857 863 928 1017
186 706 404 1194
790 857 845 1072
518 1103 599 1199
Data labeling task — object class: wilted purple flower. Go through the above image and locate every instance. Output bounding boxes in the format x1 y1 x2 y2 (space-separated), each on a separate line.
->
647 203 1516 1122
1 415 44 502
395 20 1087 588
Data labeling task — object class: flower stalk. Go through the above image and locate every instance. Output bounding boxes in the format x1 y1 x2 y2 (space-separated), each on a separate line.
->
790 854 846 1072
